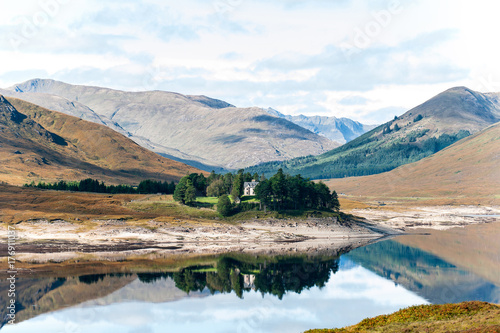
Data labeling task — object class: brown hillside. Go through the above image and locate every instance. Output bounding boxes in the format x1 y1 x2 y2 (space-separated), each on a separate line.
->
6 79 339 169
0 96 203 186
326 122 500 203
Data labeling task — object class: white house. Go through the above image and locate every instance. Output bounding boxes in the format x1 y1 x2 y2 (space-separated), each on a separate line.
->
243 181 259 196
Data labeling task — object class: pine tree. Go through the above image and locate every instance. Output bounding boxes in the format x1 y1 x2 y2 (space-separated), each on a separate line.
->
184 180 197 205
231 174 243 199
217 194 232 217
173 176 189 203
331 190 340 212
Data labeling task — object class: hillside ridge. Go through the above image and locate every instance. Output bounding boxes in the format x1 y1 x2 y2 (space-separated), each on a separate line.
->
0 96 203 186
5 79 339 170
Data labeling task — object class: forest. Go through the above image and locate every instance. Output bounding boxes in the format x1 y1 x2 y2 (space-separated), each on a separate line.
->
245 129 471 179
173 169 340 216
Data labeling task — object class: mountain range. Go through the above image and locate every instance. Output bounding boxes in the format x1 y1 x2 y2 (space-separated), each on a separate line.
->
2 79 341 171
325 121 500 202
0 96 202 186
266 108 376 144
247 87 500 179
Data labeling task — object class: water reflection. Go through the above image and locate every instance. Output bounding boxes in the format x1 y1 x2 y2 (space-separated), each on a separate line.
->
346 240 500 304
136 255 339 300
2 224 500 332
1 260 428 333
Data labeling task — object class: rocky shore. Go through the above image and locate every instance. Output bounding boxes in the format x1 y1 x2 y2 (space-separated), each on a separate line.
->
2 217 392 264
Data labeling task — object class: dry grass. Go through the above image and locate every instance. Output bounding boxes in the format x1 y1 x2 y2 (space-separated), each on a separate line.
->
326 122 500 206
0 184 217 224
0 97 204 186
305 302 500 333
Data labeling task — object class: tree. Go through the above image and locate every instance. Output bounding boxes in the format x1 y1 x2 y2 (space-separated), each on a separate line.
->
394 123 400 132
231 174 243 199
270 168 286 209
207 178 225 197
184 180 197 205
217 194 232 217
174 176 189 203
255 180 272 212
331 190 340 212
223 173 233 194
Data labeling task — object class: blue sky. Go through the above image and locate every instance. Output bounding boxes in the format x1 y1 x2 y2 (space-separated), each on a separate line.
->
1 0 499 124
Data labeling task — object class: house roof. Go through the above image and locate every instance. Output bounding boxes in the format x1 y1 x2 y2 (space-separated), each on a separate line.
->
244 182 259 187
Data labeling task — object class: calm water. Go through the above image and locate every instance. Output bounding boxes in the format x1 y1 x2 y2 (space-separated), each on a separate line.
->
2 222 499 333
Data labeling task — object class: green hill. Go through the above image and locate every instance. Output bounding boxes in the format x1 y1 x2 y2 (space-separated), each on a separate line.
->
246 87 500 179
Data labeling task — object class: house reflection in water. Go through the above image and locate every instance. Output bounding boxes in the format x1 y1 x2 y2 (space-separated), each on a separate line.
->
243 274 256 290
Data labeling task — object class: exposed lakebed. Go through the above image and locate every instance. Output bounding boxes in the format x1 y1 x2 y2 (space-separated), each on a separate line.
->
1 221 499 332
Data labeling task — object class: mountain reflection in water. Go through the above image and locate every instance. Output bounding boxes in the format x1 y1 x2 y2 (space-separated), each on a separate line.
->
2 223 499 332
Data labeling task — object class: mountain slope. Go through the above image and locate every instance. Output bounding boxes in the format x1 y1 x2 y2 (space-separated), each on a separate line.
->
6 79 339 169
266 108 376 144
325 121 500 201
0 88 227 172
247 87 500 179
0 96 203 186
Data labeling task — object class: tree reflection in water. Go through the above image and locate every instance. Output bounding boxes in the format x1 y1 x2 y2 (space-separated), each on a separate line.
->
136 254 340 299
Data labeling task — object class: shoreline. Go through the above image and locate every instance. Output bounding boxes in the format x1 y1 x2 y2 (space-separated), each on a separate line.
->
3 204 498 268
1 217 391 266
348 205 500 231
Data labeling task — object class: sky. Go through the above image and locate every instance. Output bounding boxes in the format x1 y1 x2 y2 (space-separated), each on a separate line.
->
3 263 428 333
1 0 500 124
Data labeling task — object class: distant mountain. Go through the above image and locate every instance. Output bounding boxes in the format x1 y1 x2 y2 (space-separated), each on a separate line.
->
247 87 500 179
5 79 339 170
266 108 376 144
325 121 500 202
0 96 203 186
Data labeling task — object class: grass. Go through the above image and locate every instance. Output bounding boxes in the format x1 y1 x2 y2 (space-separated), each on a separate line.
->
0 184 343 228
305 302 500 333
325 122 500 207
225 209 341 222
196 197 219 204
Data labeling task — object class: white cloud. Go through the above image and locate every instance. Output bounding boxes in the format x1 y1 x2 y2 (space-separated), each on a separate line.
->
0 0 499 123
2 265 428 333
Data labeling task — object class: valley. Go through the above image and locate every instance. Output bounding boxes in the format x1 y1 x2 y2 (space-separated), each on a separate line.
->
247 87 500 180
2 79 340 170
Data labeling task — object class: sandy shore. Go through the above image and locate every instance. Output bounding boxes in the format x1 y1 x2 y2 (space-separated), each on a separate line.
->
1 217 393 264
350 205 500 230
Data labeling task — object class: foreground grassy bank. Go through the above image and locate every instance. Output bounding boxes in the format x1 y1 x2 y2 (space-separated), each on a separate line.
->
305 302 500 333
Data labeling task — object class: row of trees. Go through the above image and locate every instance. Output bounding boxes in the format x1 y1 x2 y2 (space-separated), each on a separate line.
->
173 170 264 205
246 129 471 180
216 169 340 217
25 178 176 194
254 169 340 212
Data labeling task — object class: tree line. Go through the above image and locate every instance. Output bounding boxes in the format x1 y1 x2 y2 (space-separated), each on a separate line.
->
173 169 340 216
172 170 264 205
254 169 340 212
24 178 176 194
245 129 471 180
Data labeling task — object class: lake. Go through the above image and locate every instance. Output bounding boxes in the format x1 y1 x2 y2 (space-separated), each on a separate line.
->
2 222 499 333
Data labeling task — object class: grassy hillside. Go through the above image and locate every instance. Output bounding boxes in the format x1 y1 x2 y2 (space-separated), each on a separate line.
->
0 96 203 186
247 87 500 179
305 302 500 333
7 79 338 169
325 121 500 203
